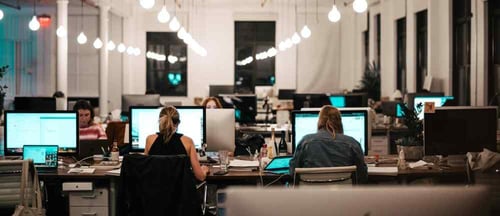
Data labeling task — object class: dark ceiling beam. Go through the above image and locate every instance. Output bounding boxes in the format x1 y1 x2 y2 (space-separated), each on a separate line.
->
0 0 21 10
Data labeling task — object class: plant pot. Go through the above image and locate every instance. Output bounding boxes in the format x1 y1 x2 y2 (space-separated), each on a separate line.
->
397 145 423 161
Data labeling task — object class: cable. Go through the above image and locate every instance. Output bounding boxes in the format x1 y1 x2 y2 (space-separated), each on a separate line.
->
264 174 284 187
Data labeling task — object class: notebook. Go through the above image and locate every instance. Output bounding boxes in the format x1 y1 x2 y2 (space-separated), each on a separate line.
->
264 156 293 175
23 145 59 173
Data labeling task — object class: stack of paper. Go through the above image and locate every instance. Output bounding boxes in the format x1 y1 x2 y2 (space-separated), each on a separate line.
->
228 159 259 171
368 167 398 176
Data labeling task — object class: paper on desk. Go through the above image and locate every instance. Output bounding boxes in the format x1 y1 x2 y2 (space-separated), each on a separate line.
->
229 159 259 167
409 160 430 169
67 168 95 174
106 169 121 176
368 167 398 176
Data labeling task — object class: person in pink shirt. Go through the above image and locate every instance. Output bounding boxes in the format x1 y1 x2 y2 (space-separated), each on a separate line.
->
73 100 107 140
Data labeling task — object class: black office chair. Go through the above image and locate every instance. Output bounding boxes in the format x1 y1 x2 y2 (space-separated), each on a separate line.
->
118 154 204 216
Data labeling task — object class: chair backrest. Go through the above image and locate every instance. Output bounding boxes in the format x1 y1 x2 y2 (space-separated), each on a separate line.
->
118 154 202 216
294 166 357 186
0 160 41 212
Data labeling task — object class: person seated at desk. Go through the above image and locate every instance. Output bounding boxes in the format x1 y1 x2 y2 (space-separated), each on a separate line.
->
74 100 107 140
144 106 209 181
201 96 222 109
289 105 368 183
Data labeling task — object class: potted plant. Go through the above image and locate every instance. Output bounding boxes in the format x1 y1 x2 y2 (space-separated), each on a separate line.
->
357 61 381 102
0 65 8 115
396 102 424 160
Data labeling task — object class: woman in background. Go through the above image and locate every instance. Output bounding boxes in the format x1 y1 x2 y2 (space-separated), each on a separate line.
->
144 106 209 181
73 100 107 140
201 96 222 109
289 105 367 183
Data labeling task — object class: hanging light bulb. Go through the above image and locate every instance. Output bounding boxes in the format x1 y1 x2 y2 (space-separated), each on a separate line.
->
93 38 103 49
177 27 187 40
353 0 368 13
107 40 116 51
117 43 126 53
285 38 293 48
140 0 155 9
328 5 341 22
291 32 301 44
126 46 134 55
0 9 4 21
157 6 170 23
29 15 40 31
133 48 141 56
300 25 311 38
56 25 67 37
77 32 87 44
169 16 180 31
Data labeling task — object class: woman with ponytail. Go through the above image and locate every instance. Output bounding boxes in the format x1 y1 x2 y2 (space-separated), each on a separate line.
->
144 106 209 181
289 105 367 183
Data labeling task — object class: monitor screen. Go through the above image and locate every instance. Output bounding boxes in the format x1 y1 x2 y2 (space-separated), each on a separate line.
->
23 145 58 168
291 108 369 155
344 93 368 107
414 96 454 119
406 92 444 111
381 101 405 117
14 97 56 111
209 85 234 97
4 111 79 155
129 106 206 151
424 106 497 156
121 94 162 115
218 95 257 124
278 89 296 100
293 93 331 110
329 95 346 108
396 103 405 118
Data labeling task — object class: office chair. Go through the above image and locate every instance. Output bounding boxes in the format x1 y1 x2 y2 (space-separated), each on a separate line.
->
293 166 357 187
0 160 44 215
118 154 205 216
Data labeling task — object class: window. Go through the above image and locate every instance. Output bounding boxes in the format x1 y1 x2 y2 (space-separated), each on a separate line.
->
146 32 187 96
396 18 406 93
235 21 276 93
452 0 471 105
416 10 428 92
363 12 370 66
375 14 381 67
489 0 500 106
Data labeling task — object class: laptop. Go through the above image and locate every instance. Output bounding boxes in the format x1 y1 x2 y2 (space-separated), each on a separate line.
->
79 140 110 160
264 156 293 175
23 145 59 173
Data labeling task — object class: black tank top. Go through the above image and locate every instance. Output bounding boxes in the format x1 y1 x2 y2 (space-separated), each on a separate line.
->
148 132 188 156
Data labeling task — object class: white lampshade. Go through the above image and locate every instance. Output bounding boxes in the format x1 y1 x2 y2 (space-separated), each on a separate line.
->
291 32 301 44
140 0 155 9
328 5 341 22
93 38 103 49
29 15 40 31
177 27 187 40
0 9 5 20
300 25 311 38
107 40 116 51
169 17 180 31
117 43 126 53
157 6 170 23
126 46 134 55
56 25 67 37
77 32 87 44
353 0 368 13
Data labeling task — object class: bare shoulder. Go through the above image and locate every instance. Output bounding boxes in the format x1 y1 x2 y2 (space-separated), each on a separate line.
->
180 135 194 144
146 134 159 142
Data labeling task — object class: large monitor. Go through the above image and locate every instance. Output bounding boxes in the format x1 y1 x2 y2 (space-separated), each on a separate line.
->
218 94 257 124
424 106 497 156
291 108 370 155
406 92 444 111
329 95 346 108
121 94 162 115
4 111 79 155
344 93 368 107
206 109 236 152
129 106 206 152
414 96 455 119
293 93 331 110
209 85 234 97
278 89 296 100
14 97 56 111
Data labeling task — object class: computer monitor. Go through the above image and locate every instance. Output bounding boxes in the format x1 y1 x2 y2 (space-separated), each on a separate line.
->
14 97 56 111
293 93 331 110
209 85 234 97
291 108 370 155
121 94 162 116
344 93 368 107
4 111 79 155
406 92 444 111
381 101 405 117
206 109 236 152
129 106 206 152
414 96 455 119
424 106 497 156
329 95 346 108
218 94 257 124
278 89 296 100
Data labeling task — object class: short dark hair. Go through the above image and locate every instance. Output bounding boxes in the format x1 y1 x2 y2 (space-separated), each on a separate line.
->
73 100 95 123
